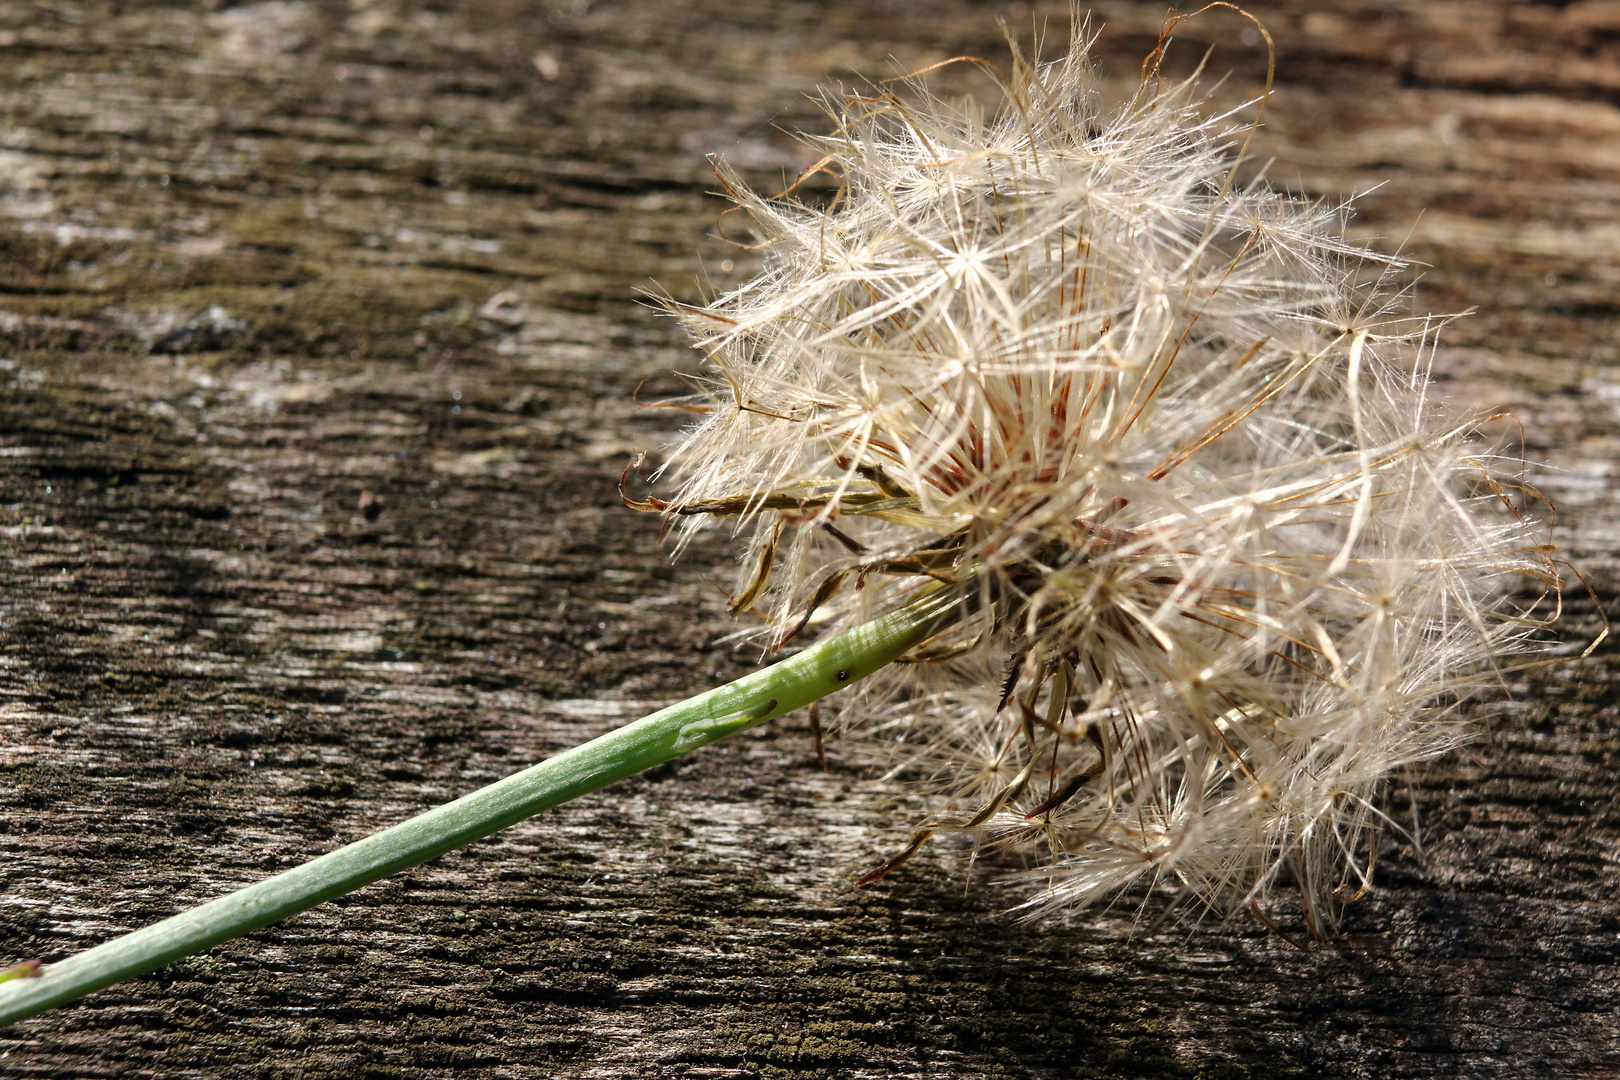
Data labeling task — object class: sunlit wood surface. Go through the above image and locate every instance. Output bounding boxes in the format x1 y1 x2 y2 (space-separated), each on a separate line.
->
1 2 1616 1076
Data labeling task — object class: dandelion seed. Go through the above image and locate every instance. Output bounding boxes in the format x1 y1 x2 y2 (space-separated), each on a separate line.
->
648 16 1564 933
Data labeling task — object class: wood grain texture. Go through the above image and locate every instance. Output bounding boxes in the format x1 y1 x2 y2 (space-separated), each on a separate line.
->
0 2 1615 1077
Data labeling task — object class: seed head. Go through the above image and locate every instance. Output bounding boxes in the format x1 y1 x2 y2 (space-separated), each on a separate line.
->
643 20 1561 935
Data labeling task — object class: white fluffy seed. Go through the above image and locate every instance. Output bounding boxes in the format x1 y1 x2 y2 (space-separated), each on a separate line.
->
651 19 1559 935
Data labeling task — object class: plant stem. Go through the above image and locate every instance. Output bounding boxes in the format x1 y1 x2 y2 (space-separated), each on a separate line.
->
0 590 956 1028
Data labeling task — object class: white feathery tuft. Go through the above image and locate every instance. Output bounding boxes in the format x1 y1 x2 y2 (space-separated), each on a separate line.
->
643 19 1562 935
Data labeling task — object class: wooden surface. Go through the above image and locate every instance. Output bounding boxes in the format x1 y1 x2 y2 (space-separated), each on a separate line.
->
0 2 1617 1077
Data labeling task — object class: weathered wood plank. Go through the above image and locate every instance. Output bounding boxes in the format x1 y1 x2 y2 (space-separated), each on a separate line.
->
0 2 1615 1077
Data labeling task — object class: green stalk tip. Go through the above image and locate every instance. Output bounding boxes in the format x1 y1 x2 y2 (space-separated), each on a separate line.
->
0 962 41 985
0 590 955 1028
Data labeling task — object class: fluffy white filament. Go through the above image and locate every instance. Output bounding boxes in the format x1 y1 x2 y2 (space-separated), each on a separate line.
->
649 25 1556 935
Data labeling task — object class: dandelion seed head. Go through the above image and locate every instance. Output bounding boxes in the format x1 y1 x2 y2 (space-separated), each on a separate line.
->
647 19 1558 934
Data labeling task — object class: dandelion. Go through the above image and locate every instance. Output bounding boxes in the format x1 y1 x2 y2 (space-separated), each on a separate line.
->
0 13 1580 1027
641 16 1565 933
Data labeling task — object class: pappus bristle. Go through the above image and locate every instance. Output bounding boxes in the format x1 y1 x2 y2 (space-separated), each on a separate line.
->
642 14 1563 935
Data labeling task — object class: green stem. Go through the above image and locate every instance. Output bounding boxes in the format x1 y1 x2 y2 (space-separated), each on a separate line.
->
0 591 956 1028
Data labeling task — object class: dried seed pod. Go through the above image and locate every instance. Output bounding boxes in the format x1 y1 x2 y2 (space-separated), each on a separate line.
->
650 17 1565 934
